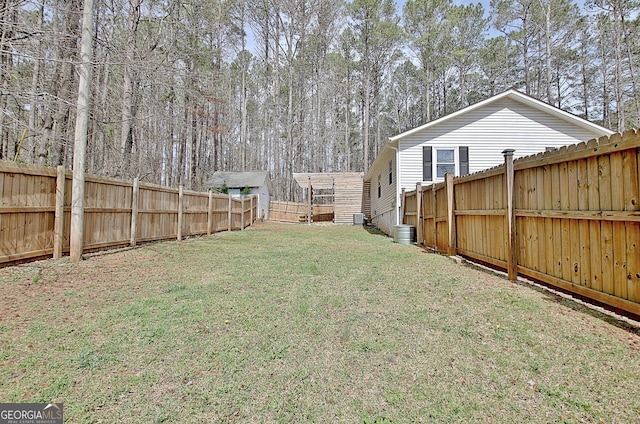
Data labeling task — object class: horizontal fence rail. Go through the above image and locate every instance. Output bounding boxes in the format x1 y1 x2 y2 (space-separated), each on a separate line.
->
402 130 640 318
0 161 257 265
269 200 334 223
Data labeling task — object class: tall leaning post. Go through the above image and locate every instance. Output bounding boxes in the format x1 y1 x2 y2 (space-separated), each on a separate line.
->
69 0 94 262
53 166 65 259
503 149 517 281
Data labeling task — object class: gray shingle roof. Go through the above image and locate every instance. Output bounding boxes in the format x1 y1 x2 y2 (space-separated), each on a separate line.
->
207 171 269 189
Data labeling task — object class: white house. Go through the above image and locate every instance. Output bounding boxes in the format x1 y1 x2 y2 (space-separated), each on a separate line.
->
365 89 614 235
208 171 273 220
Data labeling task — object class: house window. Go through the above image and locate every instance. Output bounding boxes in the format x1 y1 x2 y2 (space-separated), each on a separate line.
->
388 160 393 185
377 175 381 198
423 146 432 181
459 146 469 176
436 149 455 178
424 146 469 180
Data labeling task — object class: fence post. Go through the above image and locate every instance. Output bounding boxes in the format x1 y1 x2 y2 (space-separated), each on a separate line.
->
307 177 312 225
177 185 183 241
207 190 213 235
250 195 254 225
130 178 139 247
432 185 437 251
503 149 517 281
416 183 422 245
53 166 65 259
446 173 456 256
228 193 232 231
241 197 245 230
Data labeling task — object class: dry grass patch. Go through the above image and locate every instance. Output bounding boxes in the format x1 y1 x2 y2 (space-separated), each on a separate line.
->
1 222 639 423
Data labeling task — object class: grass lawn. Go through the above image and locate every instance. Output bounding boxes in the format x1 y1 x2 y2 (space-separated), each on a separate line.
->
1 222 639 423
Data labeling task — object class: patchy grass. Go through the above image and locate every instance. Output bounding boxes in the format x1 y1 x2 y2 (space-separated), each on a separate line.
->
1 222 639 423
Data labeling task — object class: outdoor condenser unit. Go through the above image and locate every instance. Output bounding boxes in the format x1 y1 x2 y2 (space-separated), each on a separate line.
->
353 213 365 225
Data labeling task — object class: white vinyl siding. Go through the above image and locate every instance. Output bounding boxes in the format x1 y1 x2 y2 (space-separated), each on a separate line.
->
255 183 271 220
368 148 398 234
398 98 601 191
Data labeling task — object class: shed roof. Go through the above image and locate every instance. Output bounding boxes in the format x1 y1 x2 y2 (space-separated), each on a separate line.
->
208 171 269 189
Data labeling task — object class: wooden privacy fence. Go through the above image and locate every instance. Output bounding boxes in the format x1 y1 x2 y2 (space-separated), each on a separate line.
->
0 161 257 265
269 200 333 223
402 129 640 317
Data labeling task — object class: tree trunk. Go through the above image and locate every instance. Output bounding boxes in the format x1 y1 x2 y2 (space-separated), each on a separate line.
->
621 14 640 127
167 86 175 186
363 65 370 174
178 91 188 185
542 0 554 105
0 0 12 159
120 0 141 174
613 5 625 131
240 51 248 171
27 0 45 163
190 100 197 189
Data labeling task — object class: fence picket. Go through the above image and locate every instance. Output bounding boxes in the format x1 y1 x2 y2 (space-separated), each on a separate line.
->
130 178 139 247
53 166 65 259
567 160 580 284
628 223 640 303
577 159 591 287
404 132 640 317
0 162 256 265
535 167 546 274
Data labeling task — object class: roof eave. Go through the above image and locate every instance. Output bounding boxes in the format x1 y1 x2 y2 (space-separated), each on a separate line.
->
364 141 397 181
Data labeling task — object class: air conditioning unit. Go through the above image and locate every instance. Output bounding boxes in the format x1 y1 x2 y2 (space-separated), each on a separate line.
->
353 213 365 225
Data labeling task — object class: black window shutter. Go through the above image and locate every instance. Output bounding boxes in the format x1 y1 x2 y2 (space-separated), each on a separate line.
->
423 146 432 181
459 146 469 176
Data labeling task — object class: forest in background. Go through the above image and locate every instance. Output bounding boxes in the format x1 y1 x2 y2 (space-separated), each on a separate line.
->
0 0 638 200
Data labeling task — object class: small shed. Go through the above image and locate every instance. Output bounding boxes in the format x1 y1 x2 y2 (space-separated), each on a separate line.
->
293 172 364 224
207 171 272 220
